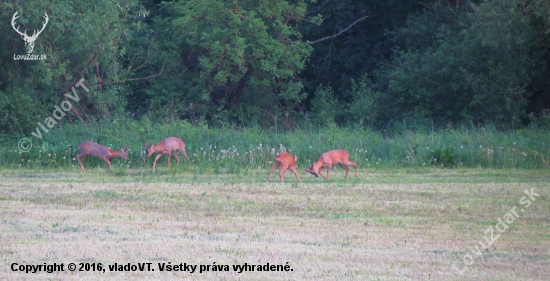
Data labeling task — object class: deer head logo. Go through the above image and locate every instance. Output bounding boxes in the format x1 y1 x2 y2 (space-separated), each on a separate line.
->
11 11 49 54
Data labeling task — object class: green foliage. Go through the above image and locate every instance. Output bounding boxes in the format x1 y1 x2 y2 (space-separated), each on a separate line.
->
427 146 456 168
529 109 550 129
0 0 147 133
310 86 337 125
0 87 51 134
378 0 548 127
2 118 549 172
155 0 314 125
347 75 380 126
523 0 550 33
300 0 422 96
1 0 550 135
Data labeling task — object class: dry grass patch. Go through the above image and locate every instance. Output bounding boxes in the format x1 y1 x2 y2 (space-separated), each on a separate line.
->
0 169 549 280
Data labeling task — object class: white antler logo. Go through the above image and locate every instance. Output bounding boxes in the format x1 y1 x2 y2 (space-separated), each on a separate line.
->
11 11 49 54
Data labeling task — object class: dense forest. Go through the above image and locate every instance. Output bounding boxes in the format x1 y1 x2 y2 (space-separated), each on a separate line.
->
1 0 550 136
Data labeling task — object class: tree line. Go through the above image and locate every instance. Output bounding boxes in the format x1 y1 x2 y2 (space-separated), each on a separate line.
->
1 0 549 136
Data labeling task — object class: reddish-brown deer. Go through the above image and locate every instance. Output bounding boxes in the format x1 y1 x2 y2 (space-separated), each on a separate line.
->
267 152 303 183
306 149 359 180
145 137 190 170
76 141 129 171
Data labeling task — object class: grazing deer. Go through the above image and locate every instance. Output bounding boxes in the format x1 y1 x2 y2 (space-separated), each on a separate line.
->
145 137 190 170
306 149 359 180
76 141 129 171
267 152 303 183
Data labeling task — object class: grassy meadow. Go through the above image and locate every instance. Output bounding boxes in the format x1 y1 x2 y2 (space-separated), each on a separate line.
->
1 122 550 280
1 167 549 280
3 118 550 171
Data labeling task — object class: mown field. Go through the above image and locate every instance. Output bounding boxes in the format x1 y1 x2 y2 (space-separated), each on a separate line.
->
1 168 549 280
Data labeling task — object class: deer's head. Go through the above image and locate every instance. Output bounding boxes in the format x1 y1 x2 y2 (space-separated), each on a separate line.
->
306 162 319 178
145 142 155 158
120 146 130 161
11 11 49 54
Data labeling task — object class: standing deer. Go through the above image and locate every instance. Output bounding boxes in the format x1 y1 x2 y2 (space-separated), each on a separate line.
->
306 149 359 180
145 137 190 170
267 152 302 183
76 141 129 171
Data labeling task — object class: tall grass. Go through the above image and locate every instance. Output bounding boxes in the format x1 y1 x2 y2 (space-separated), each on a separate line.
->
2 117 549 171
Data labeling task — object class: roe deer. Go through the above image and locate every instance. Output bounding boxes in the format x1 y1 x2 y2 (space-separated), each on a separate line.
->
306 149 359 180
267 152 302 183
145 137 190 170
76 141 129 171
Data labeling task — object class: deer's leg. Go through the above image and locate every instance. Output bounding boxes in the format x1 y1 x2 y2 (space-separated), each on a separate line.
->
167 152 172 167
278 163 289 183
102 157 112 169
339 163 350 180
76 154 87 171
325 165 332 180
173 151 181 166
345 161 359 179
318 166 329 180
267 162 280 182
179 147 190 163
354 162 359 179
290 167 303 183
152 153 163 170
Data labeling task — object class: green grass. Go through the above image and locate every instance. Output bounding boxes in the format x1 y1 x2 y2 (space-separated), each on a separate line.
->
2 118 550 172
